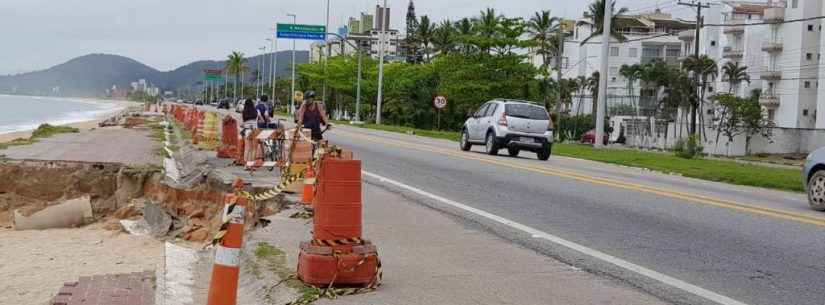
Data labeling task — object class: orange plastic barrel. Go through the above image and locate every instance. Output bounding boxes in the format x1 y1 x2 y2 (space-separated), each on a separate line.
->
313 158 362 240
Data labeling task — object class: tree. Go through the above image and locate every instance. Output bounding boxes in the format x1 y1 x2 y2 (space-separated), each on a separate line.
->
741 94 773 155
473 8 502 53
721 61 749 94
454 18 476 54
580 0 629 45
527 10 559 110
226 51 247 104
432 20 457 56
619 64 643 145
682 55 718 136
417 15 436 62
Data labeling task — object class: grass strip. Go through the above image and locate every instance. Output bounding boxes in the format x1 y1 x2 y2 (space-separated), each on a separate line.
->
0 124 79 150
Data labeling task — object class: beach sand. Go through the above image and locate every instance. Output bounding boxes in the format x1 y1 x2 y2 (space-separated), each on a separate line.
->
0 99 140 143
0 224 163 305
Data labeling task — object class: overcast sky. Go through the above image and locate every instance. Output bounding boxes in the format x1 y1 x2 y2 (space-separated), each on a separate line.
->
0 0 682 75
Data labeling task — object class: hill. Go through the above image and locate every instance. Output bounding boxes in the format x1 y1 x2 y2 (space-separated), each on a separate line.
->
0 51 309 97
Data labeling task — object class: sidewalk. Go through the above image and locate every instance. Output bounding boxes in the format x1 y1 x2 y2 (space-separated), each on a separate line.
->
244 182 668 305
1 127 161 166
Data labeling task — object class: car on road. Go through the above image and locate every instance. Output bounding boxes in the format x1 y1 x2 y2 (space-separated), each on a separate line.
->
804 147 825 211
217 99 230 110
460 99 554 161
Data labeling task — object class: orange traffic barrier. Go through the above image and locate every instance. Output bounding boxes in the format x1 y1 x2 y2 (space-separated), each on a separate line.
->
234 134 246 166
313 158 362 241
297 241 380 286
206 193 249 305
217 116 239 159
301 167 316 205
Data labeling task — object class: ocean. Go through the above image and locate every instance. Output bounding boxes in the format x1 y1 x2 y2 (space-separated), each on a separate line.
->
0 95 124 134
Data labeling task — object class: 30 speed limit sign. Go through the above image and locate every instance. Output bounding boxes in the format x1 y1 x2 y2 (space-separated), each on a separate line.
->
433 96 447 109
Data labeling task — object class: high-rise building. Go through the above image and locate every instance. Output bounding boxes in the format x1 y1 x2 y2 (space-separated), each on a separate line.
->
375 5 390 31
348 17 362 34
360 13 374 32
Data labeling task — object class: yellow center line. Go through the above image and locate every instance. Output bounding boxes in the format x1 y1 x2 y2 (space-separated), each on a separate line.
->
334 129 825 228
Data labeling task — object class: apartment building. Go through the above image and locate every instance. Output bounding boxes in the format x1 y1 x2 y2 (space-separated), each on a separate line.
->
311 5 404 62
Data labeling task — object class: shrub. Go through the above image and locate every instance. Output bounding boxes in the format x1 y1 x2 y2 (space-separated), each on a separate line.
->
674 135 703 159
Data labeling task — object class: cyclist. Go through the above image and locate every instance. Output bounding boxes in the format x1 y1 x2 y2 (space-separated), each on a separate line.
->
295 91 332 141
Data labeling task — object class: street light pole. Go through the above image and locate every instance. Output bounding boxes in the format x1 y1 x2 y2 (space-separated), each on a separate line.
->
376 0 388 124
323 0 330 102
594 0 611 149
288 13 297 114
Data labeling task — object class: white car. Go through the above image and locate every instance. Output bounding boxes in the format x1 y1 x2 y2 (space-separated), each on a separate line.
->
460 99 554 161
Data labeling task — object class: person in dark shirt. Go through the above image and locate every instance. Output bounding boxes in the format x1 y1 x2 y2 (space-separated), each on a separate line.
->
295 91 332 140
256 95 271 128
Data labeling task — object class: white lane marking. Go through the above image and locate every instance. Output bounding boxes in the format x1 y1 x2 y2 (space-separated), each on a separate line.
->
363 171 750 305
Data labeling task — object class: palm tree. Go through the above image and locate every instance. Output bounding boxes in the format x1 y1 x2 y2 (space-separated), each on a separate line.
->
417 15 436 62
620 64 643 145
432 20 457 57
474 8 502 53
682 55 718 135
454 18 476 54
527 10 560 110
226 51 247 104
721 61 749 94
588 71 601 128
580 0 629 45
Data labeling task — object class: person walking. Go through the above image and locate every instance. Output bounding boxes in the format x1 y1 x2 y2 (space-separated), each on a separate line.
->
256 95 271 129
241 98 260 162
295 91 332 141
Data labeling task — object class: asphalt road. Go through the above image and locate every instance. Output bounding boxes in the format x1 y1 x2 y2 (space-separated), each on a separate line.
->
323 125 825 305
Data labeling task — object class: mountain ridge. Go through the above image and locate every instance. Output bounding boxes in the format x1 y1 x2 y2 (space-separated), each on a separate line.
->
0 51 309 97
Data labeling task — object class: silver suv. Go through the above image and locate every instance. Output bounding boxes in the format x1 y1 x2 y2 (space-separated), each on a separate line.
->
459 99 554 161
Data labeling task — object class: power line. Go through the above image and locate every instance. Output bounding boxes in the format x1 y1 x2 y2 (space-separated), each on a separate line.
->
703 15 825 27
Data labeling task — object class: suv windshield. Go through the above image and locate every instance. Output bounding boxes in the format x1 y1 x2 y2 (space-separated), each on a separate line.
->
505 103 548 120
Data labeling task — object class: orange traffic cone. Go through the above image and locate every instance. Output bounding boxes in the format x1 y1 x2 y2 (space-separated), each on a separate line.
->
301 167 316 205
206 193 248 305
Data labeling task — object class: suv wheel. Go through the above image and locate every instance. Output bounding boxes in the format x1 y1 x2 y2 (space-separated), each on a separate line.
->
507 148 519 157
808 171 825 211
459 129 472 151
485 132 499 155
537 143 552 161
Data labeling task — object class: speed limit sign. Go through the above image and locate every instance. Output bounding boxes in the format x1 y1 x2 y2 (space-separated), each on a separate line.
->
433 96 447 109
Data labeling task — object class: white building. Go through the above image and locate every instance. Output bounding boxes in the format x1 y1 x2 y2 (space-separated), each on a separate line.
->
311 5 403 62
560 10 696 114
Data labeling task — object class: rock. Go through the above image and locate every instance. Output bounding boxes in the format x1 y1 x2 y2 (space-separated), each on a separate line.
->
112 205 141 220
187 208 205 218
143 202 172 237
120 219 151 236
102 218 123 231
184 228 209 241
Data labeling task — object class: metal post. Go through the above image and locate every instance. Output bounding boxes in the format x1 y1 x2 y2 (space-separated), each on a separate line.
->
555 28 564 141
376 0 388 124
271 35 278 106
288 14 297 114
323 0 330 102
594 0 611 148
356 49 363 122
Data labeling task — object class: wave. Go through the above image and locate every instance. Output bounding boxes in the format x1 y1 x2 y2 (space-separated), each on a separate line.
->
0 103 124 135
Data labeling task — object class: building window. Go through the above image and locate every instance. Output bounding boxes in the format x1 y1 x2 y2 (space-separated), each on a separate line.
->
805 81 811 88
707 109 715 115
711 40 717 46
642 47 661 58
610 47 619 57
803 109 809 116
629 48 638 57
807 53 813 60
768 109 776 121
808 25 814 31
610 67 618 78
666 47 681 57
792 0 798 8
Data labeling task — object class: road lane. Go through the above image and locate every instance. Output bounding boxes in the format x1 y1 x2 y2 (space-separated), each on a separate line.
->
325 126 825 305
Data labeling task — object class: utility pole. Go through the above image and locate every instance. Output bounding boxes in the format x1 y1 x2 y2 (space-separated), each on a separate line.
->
594 0 611 148
271 33 278 105
323 0 330 103
376 0 388 125
678 0 709 136
288 13 297 114
555 27 565 141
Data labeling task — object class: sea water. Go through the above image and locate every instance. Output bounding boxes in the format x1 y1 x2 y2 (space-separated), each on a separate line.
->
0 95 123 134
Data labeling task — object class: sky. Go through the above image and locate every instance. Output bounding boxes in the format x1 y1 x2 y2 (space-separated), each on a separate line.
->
0 0 687 75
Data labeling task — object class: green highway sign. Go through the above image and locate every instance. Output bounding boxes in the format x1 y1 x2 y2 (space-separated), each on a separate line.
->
277 23 326 40
204 69 224 82
204 75 224 82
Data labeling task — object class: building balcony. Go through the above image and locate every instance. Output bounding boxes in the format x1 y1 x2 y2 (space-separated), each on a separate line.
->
722 46 744 59
761 70 782 80
678 30 695 42
761 41 784 53
723 19 745 35
764 7 786 24
759 95 780 108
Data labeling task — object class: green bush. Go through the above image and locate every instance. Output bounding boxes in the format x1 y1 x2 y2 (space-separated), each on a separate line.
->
674 135 703 159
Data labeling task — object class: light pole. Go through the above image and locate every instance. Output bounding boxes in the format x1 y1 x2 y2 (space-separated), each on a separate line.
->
268 29 278 104
265 38 274 99
258 46 266 99
288 13 297 114
376 0 388 124
323 0 330 102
